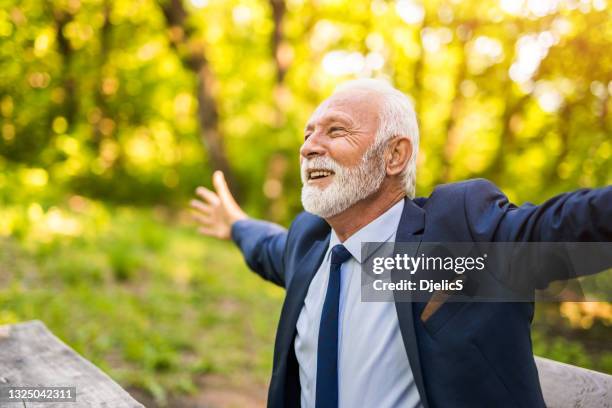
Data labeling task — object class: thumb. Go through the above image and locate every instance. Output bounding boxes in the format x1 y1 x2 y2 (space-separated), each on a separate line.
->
213 171 235 206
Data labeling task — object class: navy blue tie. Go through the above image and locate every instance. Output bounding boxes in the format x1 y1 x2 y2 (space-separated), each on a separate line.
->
316 244 352 408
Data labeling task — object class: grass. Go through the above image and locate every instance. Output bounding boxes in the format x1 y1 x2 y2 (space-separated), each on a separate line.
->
0 197 610 406
0 200 283 405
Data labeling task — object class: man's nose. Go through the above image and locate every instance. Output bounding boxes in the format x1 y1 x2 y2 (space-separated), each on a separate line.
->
300 133 326 159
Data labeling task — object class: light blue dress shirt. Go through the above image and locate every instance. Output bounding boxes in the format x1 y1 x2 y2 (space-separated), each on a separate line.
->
294 199 423 408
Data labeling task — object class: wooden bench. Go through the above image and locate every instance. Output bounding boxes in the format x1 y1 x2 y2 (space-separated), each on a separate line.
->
535 356 611 407
0 320 143 407
0 320 610 407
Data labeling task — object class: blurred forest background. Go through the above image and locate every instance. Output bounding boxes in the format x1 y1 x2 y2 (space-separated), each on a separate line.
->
1 0 611 406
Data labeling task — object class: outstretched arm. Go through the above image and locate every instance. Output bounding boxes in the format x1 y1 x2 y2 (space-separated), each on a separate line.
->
464 179 612 288
190 171 288 287
464 179 612 243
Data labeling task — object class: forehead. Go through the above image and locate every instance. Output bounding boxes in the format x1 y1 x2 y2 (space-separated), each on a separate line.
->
306 89 383 129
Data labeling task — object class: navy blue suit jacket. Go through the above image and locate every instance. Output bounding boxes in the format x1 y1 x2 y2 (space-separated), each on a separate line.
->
231 179 612 408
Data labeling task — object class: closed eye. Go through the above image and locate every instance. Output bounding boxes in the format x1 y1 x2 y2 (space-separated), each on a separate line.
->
329 127 347 136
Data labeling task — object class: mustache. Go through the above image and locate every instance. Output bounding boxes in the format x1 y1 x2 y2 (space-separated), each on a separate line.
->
300 157 343 183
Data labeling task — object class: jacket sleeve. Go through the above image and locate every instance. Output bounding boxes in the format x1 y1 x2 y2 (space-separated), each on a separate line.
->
231 218 288 288
464 179 612 242
463 179 612 288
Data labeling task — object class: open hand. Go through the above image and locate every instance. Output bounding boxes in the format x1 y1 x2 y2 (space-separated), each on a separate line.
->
190 171 247 239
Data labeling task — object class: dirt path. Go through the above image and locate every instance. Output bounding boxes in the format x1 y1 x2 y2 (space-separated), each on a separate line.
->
129 374 267 408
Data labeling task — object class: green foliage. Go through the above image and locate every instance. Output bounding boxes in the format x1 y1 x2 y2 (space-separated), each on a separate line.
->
532 303 612 374
1 0 610 219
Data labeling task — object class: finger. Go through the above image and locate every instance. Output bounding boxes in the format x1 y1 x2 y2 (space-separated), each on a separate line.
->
213 171 236 206
191 212 212 226
190 199 213 215
195 186 220 205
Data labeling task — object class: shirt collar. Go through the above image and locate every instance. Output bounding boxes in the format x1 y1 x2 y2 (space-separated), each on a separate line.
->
329 199 405 264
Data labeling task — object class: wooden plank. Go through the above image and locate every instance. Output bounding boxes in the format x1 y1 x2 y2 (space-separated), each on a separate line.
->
0 320 144 408
536 356 612 408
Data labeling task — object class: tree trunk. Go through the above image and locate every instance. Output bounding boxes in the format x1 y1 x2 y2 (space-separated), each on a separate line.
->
158 0 235 190
52 6 77 132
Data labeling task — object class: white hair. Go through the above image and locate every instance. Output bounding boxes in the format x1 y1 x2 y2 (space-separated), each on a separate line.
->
334 79 420 198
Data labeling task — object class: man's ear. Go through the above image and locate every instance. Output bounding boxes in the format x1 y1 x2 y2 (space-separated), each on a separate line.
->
386 136 412 176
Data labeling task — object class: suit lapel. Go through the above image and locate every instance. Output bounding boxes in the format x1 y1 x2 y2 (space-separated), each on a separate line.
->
393 197 430 408
275 235 330 366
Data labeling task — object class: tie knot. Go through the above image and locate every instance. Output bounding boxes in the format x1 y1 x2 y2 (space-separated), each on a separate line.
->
331 244 352 265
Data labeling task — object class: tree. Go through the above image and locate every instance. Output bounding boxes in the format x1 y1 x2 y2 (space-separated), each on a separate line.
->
158 0 236 192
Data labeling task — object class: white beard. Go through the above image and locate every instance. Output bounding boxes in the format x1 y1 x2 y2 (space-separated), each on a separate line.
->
301 141 386 218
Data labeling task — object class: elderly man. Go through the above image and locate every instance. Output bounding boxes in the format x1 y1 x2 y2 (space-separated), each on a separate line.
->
190 79 611 408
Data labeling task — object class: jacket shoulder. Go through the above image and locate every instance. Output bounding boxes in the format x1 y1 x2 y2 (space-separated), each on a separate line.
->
286 212 331 256
282 211 331 286
287 211 331 241
429 178 501 198
416 179 511 241
422 178 506 207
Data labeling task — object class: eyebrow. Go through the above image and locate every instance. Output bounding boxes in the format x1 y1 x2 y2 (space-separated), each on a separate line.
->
305 114 352 132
